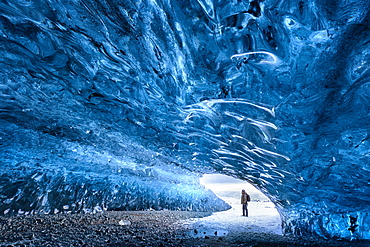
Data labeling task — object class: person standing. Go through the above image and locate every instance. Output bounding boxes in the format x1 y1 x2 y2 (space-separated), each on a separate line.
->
241 189 250 216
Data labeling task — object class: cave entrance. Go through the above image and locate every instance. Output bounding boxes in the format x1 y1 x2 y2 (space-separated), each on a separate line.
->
199 174 282 235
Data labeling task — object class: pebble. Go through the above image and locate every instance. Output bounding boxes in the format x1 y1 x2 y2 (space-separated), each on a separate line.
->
118 219 131 226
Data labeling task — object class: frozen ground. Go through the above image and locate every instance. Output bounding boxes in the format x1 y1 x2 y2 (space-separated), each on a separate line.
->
182 200 282 238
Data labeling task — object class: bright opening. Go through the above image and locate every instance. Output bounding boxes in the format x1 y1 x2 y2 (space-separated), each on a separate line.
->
188 174 283 236
200 174 271 205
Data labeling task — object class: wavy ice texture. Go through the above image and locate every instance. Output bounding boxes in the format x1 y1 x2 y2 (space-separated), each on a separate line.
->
0 0 370 240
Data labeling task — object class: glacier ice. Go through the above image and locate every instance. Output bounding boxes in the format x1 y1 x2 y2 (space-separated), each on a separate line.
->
0 0 370 240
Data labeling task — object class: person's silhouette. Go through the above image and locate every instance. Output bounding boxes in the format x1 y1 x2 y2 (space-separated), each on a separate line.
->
241 189 250 216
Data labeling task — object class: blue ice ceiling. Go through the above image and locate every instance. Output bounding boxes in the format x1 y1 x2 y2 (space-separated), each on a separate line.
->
1 0 370 240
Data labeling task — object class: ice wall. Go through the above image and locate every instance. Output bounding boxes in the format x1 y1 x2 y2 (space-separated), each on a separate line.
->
0 0 369 240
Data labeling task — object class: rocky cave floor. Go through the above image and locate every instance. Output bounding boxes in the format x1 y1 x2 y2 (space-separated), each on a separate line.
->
0 211 369 247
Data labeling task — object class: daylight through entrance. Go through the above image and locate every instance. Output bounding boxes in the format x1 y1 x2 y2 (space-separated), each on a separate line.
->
190 174 283 236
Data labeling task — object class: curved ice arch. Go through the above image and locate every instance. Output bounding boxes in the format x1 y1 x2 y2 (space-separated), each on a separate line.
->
0 0 369 241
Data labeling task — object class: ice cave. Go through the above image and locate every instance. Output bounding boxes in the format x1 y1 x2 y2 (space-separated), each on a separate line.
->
0 0 369 240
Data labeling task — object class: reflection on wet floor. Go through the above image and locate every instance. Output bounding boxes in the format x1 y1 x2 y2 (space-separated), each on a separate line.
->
186 228 229 238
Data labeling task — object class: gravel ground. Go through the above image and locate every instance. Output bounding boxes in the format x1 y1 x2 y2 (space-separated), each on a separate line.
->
0 211 369 247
